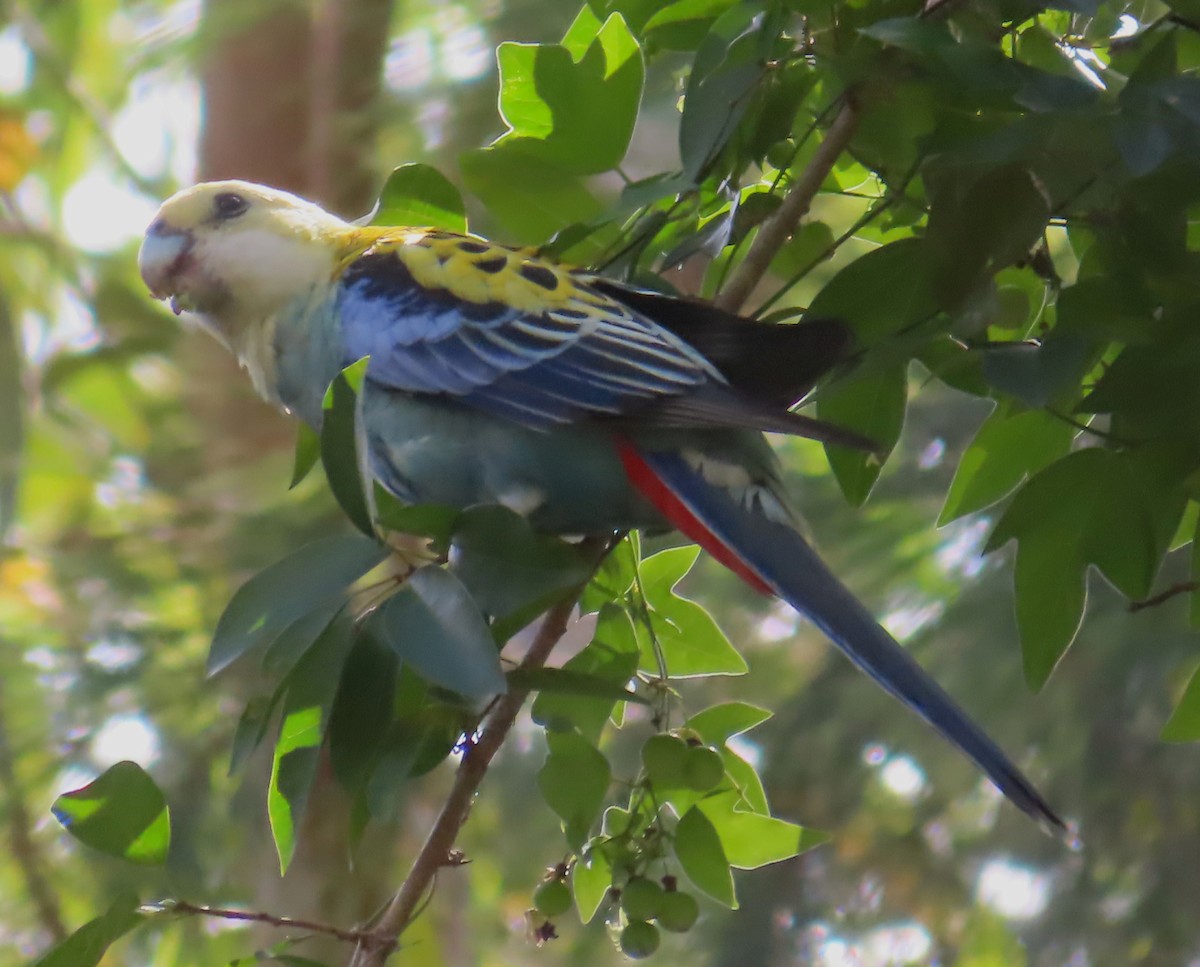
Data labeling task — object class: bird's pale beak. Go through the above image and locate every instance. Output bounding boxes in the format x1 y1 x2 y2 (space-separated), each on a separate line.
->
138 218 194 313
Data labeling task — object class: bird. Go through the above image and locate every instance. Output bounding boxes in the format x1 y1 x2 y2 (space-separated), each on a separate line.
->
138 179 1065 835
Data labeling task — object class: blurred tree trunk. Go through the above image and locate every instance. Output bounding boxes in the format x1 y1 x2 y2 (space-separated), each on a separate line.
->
188 0 398 950
189 0 395 472
198 0 314 195
308 0 394 219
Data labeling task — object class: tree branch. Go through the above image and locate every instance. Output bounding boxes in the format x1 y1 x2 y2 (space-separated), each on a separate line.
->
0 683 67 944
714 98 859 315
755 185 902 317
167 899 373 946
347 539 610 967
1129 581 1200 613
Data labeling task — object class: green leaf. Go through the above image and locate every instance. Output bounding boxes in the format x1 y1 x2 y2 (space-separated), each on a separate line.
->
268 613 355 873
508 665 646 704
538 730 612 849
818 363 907 506
289 423 320 489
365 675 467 818
679 5 767 179
1113 102 1173 178
926 165 1051 310
980 334 1094 409
1079 336 1200 440
321 358 375 538
374 493 459 545
639 546 748 677
450 505 593 622
918 336 990 397
1010 523 1088 691
1192 515 1200 629
1056 276 1154 344
372 163 467 233
643 0 735 31
851 81 936 176
988 448 1188 688
1164 660 1200 740
460 142 602 244
673 806 735 907
531 603 641 742
860 16 952 55
230 695 275 774
208 534 386 676
939 407 1078 524
495 12 643 175
696 792 826 868
329 631 400 789
32 893 144 967
52 762 170 865
579 533 638 614
639 544 700 594
572 844 613 922
722 747 769 813
806 238 939 347
377 565 506 699
685 702 772 745
989 447 1187 595
261 599 345 678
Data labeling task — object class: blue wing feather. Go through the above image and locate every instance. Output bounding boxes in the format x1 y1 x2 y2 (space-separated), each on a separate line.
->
337 247 718 430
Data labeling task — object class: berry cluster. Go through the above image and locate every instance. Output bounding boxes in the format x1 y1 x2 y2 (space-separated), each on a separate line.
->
529 729 728 957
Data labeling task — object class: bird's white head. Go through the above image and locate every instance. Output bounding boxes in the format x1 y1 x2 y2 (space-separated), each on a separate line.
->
138 180 348 343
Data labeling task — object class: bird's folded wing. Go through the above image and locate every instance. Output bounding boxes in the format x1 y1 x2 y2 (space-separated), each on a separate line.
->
335 234 877 451
336 238 718 431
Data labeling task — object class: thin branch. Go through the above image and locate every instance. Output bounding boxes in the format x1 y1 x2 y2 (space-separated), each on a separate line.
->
1129 581 1200 613
1167 12 1200 33
1044 409 1139 446
347 538 610 967
754 186 898 317
714 98 860 314
166 899 374 946
0 684 67 943
765 99 840 197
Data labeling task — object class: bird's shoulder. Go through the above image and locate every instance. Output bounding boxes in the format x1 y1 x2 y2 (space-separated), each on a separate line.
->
334 226 622 319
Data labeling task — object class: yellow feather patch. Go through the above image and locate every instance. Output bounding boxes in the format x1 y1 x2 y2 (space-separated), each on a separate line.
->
338 228 579 312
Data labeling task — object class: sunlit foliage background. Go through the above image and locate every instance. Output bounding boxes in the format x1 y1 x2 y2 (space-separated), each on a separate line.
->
3 0 1200 965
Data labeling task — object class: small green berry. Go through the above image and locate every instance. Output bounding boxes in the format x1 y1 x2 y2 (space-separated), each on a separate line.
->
621 876 665 922
620 920 660 959
657 890 699 932
766 140 797 170
601 844 637 872
533 879 572 918
683 745 725 792
642 734 688 789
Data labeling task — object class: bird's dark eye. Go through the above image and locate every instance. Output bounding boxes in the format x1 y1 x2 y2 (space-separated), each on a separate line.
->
213 192 249 219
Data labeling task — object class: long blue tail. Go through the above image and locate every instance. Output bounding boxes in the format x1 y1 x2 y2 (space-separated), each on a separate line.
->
625 446 1065 835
